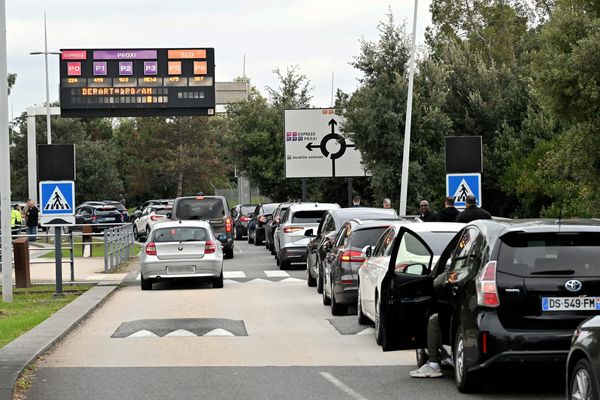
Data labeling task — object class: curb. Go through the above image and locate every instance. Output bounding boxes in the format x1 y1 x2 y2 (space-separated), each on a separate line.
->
0 284 119 400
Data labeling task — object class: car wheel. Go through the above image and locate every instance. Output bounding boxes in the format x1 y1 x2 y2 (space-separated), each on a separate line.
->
322 280 331 306
224 247 234 259
570 358 598 400
307 269 316 287
254 232 262 246
454 327 481 393
280 258 290 270
317 265 324 294
331 287 347 316
213 270 224 288
140 274 152 291
357 287 370 325
248 230 254 244
234 226 242 240
416 348 428 367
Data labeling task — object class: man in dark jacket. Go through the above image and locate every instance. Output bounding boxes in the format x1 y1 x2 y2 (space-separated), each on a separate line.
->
419 200 437 221
25 199 39 242
437 196 460 222
455 195 491 223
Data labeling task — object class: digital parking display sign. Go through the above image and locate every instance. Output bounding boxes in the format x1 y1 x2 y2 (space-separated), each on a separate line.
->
59 48 215 117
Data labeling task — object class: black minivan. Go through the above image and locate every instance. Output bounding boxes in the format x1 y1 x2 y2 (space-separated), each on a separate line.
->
170 195 234 259
378 219 600 392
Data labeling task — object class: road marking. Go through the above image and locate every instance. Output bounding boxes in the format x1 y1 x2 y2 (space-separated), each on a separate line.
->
264 270 290 278
356 327 375 336
165 329 197 337
135 273 141 281
223 279 243 285
246 278 272 284
127 330 159 338
224 271 246 278
204 328 235 337
279 277 304 283
319 372 370 400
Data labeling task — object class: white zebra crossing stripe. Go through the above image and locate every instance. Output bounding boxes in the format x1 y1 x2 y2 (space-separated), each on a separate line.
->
279 277 305 283
356 328 375 336
223 271 246 279
127 330 159 338
264 270 290 278
204 328 235 337
165 329 196 337
223 279 243 285
246 278 272 284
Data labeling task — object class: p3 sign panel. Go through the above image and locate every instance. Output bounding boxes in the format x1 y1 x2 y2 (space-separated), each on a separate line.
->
39 181 75 225
284 109 370 178
446 173 481 209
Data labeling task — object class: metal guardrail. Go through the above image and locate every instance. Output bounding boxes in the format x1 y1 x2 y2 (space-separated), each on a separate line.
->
103 224 135 273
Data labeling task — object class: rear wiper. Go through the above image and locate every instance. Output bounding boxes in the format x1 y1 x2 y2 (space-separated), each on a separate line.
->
531 269 575 275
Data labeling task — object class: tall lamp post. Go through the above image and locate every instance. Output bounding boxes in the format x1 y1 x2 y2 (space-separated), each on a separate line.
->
399 0 419 216
29 11 60 144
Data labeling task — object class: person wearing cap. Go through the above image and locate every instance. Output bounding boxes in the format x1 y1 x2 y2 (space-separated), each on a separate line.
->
455 195 491 223
437 196 460 222
382 198 392 209
419 200 437 221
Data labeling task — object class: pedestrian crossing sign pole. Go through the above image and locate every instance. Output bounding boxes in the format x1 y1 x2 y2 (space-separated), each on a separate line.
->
446 173 481 209
39 180 75 225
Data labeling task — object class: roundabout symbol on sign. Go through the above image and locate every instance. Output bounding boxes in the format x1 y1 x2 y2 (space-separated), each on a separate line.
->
305 118 356 177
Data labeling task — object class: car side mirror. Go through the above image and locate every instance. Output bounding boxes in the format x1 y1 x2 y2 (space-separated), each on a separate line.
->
166 212 172 219
305 229 314 237
362 245 374 258
399 263 428 275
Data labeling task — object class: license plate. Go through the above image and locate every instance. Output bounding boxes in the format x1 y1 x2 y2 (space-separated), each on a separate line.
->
167 265 195 274
542 297 600 311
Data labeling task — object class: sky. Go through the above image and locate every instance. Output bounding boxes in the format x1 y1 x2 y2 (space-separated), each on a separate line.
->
6 0 433 119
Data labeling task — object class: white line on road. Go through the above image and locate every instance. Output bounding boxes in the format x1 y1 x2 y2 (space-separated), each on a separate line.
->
319 372 370 400
135 273 141 281
264 270 290 278
236 247 244 254
224 271 246 279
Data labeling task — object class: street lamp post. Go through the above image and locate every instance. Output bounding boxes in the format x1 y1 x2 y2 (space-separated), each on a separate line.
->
29 11 60 144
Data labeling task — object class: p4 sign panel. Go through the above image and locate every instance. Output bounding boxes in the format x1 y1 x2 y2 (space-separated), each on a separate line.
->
284 109 370 178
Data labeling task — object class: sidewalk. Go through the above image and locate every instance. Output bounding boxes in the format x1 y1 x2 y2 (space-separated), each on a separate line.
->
0 255 136 400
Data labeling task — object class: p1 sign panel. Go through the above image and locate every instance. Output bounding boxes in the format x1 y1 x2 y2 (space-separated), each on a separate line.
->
284 109 369 178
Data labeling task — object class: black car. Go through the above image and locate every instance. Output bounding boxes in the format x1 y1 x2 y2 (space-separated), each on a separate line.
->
265 203 290 255
103 201 130 222
170 195 234 259
130 199 172 224
378 219 600 393
73 204 124 232
567 316 600 400
306 207 397 294
247 202 279 246
322 218 397 315
230 203 256 240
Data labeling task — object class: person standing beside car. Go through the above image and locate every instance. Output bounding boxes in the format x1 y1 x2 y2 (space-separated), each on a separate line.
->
437 196 460 222
419 200 437 221
455 195 491 223
25 199 39 242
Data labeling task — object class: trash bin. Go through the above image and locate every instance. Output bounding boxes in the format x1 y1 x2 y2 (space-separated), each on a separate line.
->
13 237 31 288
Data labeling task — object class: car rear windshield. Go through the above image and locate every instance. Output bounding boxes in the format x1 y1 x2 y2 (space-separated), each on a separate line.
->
292 210 326 224
263 203 278 214
155 209 171 216
175 198 225 220
153 227 209 243
95 208 118 216
241 205 255 215
417 232 458 255
498 232 600 277
350 227 389 248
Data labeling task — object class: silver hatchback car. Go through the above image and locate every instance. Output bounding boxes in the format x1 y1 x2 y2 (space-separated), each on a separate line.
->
140 220 224 290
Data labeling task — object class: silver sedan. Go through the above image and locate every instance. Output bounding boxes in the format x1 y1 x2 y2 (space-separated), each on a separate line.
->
140 220 224 290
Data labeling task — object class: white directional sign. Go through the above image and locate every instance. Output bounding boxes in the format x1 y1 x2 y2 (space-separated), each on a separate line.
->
39 181 76 226
446 173 481 209
284 109 370 178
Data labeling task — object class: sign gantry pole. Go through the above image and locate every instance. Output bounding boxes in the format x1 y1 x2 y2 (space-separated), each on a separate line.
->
0 0 13 302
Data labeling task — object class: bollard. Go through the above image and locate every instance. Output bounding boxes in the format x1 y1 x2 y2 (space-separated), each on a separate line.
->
13 237 31 288
82 225 93 258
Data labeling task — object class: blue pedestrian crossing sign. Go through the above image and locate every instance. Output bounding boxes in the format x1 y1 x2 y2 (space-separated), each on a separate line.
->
446 173 481 209
39 181 75 225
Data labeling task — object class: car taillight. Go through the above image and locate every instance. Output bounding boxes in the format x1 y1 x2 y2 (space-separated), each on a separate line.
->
240 216 249 222
150 215 162 221
91 215 97 221
476 261 499 307
204 240 217 254
339 250 365 263
283 226 304 233
145 242 157 256
481 331 489 354
225 217 232 233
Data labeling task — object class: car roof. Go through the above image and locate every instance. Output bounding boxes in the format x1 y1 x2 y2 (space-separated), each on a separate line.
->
288 202 340 211
152 220 212 229
329 207 398 221
401 221 466 233
468 218 600 238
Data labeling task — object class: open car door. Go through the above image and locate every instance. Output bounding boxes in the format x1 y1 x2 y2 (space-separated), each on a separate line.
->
380 226 434 352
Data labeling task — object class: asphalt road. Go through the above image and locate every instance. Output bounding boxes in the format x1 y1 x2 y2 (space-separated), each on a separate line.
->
25 240 564 400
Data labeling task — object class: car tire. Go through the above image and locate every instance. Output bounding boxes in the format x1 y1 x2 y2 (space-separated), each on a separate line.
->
570 358 598 400
375 296 387 347
254 232 262 246
330 288 347 316
140 274 152 291
357 287 370 325
133 224 139 240
416 348 428 368
248 230 254 244
316 266 323 294
280 258 290 270
322 281 331 306
213 271 224 288
224 247 234 259
145 226 150 238
234 226 242 240
307 269 316 287
454 327 481 393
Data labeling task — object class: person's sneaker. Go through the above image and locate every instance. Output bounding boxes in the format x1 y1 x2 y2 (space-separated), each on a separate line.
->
409 363 443 378
440 356 454 368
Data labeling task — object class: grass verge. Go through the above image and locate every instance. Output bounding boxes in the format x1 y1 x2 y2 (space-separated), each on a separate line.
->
0 285 91 349
42 243 141 258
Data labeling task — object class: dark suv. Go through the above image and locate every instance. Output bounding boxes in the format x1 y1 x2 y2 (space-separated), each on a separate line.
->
379 219 600 393
170 195 234 259
231 203 256 240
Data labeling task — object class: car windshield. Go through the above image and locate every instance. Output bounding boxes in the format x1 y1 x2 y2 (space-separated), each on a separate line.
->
263 203 278 214
498 232 600 277
175 198 225 220
349 227 389 248
416 231 458 255
241 205 255 215
153 227 209 243
292 210 326 224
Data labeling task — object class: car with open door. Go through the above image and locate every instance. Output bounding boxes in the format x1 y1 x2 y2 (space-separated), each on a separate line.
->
378 219 600 393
